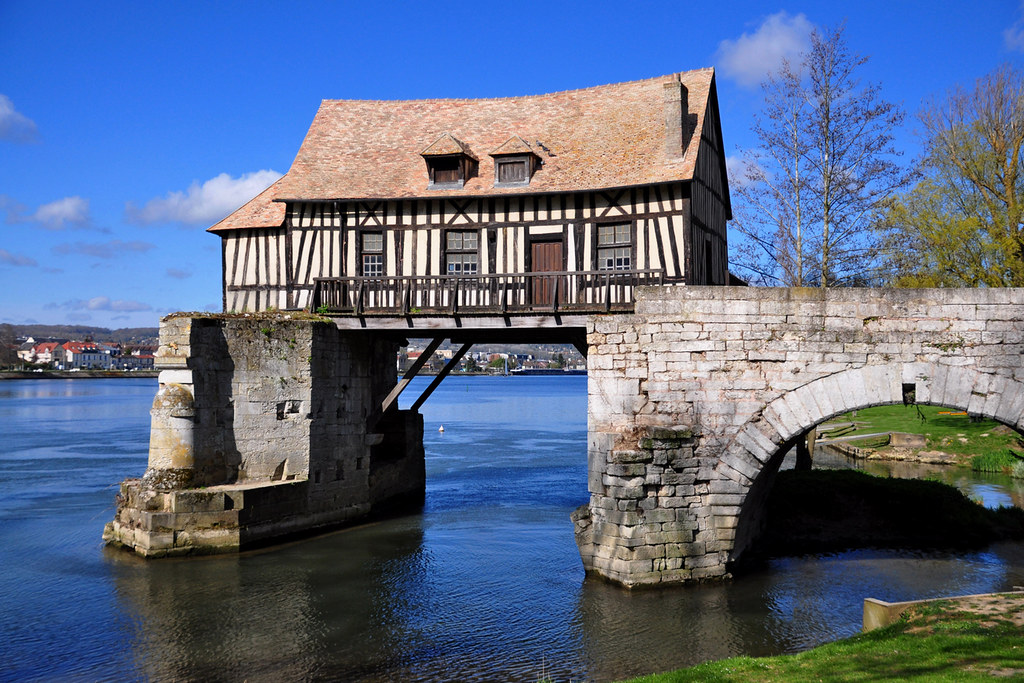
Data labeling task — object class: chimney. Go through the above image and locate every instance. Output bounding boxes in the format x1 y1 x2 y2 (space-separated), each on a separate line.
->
663 76 689 160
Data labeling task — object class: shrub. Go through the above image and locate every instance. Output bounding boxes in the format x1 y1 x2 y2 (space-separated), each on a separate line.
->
971 449 1022 473
1011 459 1024 480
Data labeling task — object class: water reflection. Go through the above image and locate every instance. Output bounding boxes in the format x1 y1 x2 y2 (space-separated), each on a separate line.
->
108 522 428 682
810 447 1024 509
4 377 1024 682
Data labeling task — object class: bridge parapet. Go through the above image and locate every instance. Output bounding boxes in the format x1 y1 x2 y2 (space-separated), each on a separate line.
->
582 285 1024 587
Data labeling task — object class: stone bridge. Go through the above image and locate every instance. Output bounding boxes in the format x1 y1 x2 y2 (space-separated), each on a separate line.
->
576 286 1024 586
106 286 1024 589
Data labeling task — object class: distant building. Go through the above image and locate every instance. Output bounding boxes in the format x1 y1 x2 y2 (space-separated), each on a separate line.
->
116 354 154 371
55 341 111 370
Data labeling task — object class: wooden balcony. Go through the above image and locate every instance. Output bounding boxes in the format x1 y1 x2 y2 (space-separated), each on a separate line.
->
309 269 665 317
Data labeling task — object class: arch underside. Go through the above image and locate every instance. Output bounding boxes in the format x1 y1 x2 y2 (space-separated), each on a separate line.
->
719 363 1024 563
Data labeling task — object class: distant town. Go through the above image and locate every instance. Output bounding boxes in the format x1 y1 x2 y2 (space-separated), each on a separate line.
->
399 342 586 375
0 324 585 375
13 337 157 371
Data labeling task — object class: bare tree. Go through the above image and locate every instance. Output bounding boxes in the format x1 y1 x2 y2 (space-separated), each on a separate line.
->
731 64 816 286
878 64 1024 287
731 24 907 287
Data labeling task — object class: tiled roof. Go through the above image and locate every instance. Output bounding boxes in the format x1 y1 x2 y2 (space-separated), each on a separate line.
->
210 69 717 232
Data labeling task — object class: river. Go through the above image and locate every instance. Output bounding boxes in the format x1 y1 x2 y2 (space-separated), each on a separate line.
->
2 377 1024 682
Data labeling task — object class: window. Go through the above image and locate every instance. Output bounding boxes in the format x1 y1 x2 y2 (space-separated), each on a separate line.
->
446 230 479 275
431 157 461 185
497 158 528 184
425 154 475 189
421 134 475 190
489 137 540 187
596 223 632 270
361 232 383 276
493 155 535 187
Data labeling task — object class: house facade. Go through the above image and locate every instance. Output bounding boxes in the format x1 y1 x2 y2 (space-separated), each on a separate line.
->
55 341 111 370
209 69 731 316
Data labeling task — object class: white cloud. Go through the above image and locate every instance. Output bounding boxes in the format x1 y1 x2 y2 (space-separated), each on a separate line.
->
50 297 153 313
86 297 152 312
716 12 813 87
0 248 38 267
32 196 90 229
1006 2 1024 51
1 194 93 230
726 154 758 189
52 239 155 259
126 169 283 226
0 94 38 143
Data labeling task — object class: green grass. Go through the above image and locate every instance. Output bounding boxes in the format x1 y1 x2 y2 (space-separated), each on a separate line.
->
821 404 1022 459
620 595 1024 682
971 449 1024 473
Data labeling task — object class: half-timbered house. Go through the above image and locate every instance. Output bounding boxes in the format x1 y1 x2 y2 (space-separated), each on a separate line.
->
209 69 731 318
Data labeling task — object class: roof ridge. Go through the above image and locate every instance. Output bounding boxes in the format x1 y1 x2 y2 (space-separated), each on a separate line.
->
319 68 715 105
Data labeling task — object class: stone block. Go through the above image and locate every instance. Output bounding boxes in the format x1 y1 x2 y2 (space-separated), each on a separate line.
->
641 508 676 523
610 449 653 464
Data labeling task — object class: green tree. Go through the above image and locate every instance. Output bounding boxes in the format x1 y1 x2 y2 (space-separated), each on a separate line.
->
732 24 907 286
0 324 16 368
463 356 479 372
879 64 1024 287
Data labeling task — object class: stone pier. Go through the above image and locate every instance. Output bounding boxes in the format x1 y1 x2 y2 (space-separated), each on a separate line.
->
576 286 1024 588
104 313 424 556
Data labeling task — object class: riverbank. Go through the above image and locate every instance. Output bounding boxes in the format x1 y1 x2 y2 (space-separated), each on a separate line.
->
0 370 158 380
817 405 1023 469
621 470 1024 682
622 591 1024 682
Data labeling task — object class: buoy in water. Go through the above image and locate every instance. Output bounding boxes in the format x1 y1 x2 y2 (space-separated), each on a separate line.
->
438 425 445 432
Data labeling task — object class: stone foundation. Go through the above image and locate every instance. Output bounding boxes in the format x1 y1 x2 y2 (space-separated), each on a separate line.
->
579 286 1024 587
104 314 424 557
573 426 724 588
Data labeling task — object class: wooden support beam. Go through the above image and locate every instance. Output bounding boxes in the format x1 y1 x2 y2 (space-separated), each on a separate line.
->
411 343 472 412
380 336 445 415
572 335 588 358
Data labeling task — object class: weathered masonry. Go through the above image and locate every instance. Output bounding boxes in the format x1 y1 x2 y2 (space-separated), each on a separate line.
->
104 316 424 555
577 286 1024 587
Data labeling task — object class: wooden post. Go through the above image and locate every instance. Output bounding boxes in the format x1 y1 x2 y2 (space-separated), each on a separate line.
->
379 336 445 415
411 343 473 412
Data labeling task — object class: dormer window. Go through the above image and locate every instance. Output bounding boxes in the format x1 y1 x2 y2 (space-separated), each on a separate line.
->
421 133 476 190
490 136 541 188
427 155 466 188
496 157 529 185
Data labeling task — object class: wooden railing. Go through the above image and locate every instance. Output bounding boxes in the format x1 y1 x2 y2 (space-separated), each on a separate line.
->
309 269 665 315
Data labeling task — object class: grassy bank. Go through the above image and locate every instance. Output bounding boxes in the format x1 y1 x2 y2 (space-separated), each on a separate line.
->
820 404 1023 463
622 593 1024 682
747 470 1024 558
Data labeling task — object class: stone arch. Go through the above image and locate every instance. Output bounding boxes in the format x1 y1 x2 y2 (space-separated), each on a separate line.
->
715 362 1024 565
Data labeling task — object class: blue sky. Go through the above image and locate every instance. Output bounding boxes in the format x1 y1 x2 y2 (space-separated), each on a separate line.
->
2 1 1023 329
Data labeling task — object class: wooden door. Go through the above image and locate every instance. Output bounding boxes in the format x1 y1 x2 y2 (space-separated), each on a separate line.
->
531 241 562 306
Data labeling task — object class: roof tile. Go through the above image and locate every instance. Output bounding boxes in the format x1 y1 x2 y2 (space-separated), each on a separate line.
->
210 68 715 232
